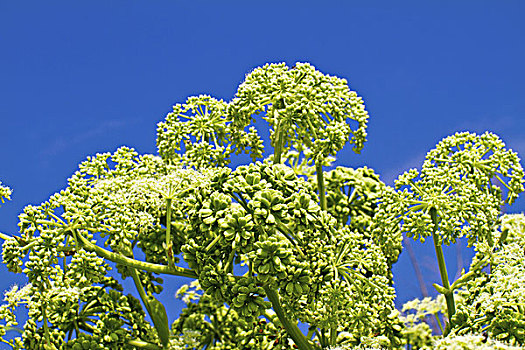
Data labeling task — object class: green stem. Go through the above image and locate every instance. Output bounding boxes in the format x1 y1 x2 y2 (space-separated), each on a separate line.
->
41 302 52 347
129 266 170 346
130 268 153 315
3 327 23 334
315 161 327 211
165 198 175 269
62 235 69 278
0 232 12 241
434 313 444 335
329 326 337 346
205 235 222 253
347 187 357 204
48 212 66 225
494 173 513 193
275 221 306 259
127 340 162 350
224 248 236 273
430 207 455 333
319 329 328 348
74 229 198 279
35 219 64 227
263 286 315 350
306 326 315 340
273 121 285 164
21 241 38 252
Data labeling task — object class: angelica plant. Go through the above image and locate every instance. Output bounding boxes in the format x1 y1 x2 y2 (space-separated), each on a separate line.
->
0 62 523 350
375 131 524 334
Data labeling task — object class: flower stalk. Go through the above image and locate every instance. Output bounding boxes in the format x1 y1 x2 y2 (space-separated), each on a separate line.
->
316 161 327 211
74 229 198 279
430 207 455 333
263 285 316 350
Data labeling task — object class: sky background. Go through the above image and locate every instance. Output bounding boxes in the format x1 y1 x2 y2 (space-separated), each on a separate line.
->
1 0 524 342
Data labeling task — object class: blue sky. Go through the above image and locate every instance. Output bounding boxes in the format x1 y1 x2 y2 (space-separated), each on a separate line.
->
1 0 524 338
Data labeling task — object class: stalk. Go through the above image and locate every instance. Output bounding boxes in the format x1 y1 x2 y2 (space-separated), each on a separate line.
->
263 286 315 350
306 326 316 340
62 235 69 278
329 326 337 346
130 268 153 317
0 232 12 241
129 268 170 347
430 207 455 333
205 235 222 253
41 303 52 347
127 340 162 350
74 229 198 279
273 121 285 164
165 198 175 269
315 161 327 211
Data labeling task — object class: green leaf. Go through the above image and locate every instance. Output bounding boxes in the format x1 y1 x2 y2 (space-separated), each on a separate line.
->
149 296 170 347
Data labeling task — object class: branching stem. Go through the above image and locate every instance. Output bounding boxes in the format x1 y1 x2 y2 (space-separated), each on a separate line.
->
263 286 316 350
130 267 153 316
74 229 198 279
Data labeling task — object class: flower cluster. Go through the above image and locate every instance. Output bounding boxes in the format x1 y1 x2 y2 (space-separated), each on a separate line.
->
171 281 295 349
310 166 383 229
0 181 11 205
230 62 369 161
378 132 524 247
157 95 264 167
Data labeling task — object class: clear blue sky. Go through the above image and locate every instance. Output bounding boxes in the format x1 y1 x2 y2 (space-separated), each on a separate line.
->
1 0 524 336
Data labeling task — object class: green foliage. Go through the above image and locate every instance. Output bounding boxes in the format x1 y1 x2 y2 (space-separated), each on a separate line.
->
0 62 524 350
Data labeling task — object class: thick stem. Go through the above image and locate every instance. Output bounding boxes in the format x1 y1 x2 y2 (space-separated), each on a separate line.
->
41 303 52 347
224 248 236 273
315 161 327 211
263 286 315 350
329 326 337 346
165 198 175 269
273 121 285 164
430 208 456 333
129 268 169 347
130 268 153 316
74 229 198 279
275 221 306 259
